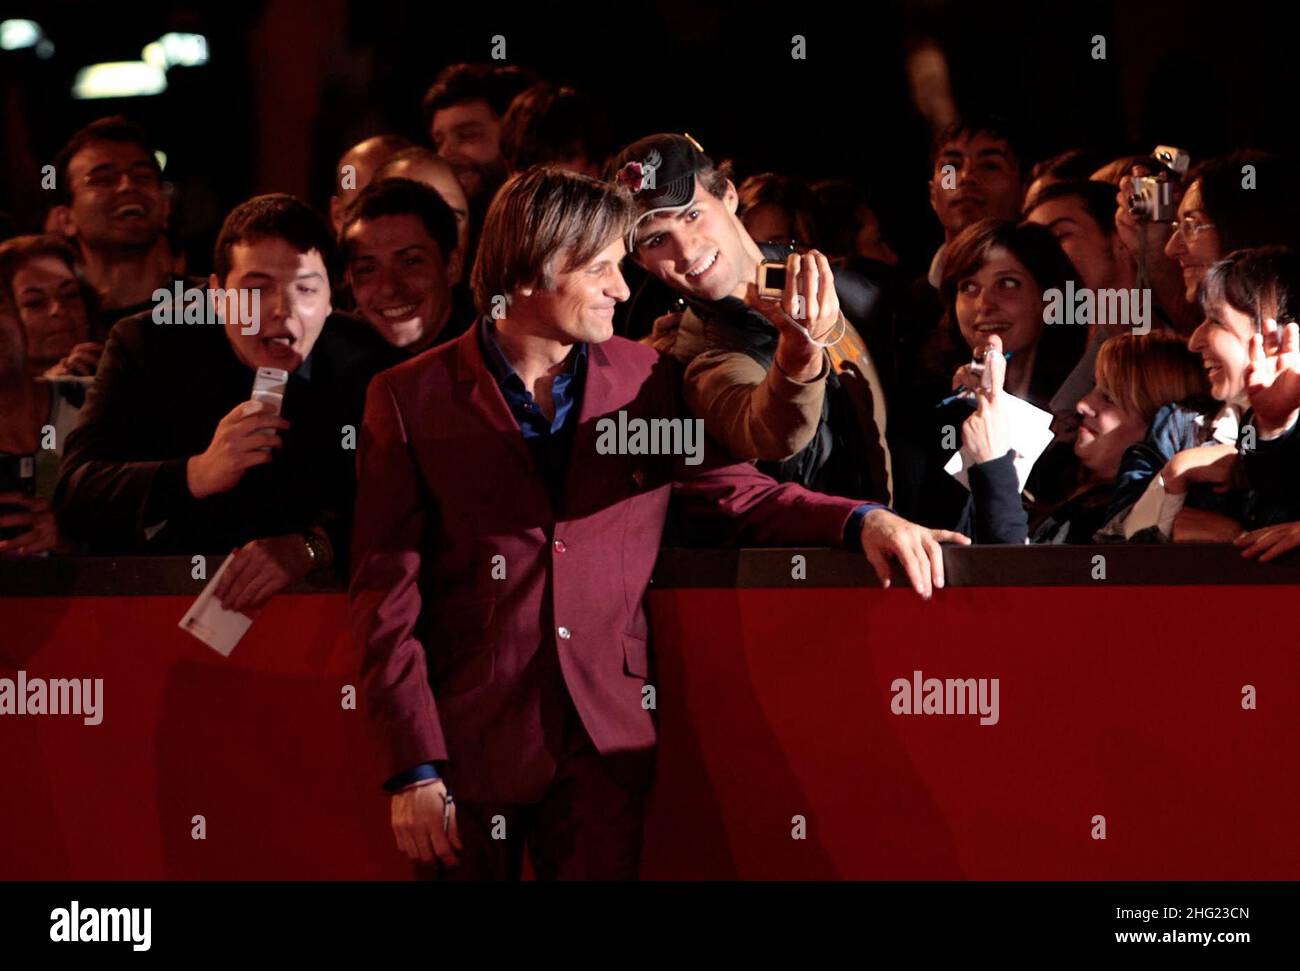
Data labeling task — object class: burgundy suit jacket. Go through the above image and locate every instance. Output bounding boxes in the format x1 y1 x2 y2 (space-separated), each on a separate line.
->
348 327 864 803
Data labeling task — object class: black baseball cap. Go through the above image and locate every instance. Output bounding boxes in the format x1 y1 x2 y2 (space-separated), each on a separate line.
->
609 132 714 248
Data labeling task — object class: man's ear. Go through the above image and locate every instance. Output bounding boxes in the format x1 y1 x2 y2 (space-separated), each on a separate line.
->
447 246 464 287
927 173 940 214
44 205 74 238
722 179 740 215
329 197 343 234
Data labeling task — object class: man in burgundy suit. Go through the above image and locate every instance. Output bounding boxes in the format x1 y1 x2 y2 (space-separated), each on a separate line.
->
348 167 967 880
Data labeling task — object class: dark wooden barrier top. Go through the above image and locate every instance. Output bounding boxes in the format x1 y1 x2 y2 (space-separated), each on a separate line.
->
4 544 1300 596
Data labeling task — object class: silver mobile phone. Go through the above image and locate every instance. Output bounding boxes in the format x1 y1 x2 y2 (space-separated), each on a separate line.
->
251 367 289 416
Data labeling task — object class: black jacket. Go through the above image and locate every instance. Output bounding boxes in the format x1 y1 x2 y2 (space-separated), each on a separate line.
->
54 310 387 568
963 451 1111 544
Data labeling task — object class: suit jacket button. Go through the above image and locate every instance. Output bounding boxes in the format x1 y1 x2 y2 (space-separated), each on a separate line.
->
557 626 571 640
553 539 567 553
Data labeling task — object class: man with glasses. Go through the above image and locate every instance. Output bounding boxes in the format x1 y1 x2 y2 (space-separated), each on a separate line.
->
51 116 183 332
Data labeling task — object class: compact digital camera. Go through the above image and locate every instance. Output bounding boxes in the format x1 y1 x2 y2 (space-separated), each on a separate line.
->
1126 144 1191 223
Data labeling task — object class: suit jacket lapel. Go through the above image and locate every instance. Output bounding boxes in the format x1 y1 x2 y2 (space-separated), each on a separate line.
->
453 325 536 471
561 341 619 519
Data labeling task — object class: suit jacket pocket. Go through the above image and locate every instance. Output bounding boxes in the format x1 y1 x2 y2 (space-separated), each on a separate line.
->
622 631 650 679
428 596 496 697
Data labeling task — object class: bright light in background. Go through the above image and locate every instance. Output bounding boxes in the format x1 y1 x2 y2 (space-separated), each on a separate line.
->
143 32 208 70
0 19 42 50
154 150 167 172
72 62 168 100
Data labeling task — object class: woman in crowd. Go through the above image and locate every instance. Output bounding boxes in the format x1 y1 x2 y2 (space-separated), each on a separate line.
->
736 172 821 252
1099 246 1300 542
1112 150 1300 336
0 294 65 556
0 234 102 379
958 330 1207 543
904 218 1087 528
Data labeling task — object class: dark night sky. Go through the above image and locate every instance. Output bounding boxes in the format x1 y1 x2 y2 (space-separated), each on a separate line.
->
1 0 1295 272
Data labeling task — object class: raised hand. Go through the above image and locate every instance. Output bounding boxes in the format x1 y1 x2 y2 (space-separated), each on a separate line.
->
1244 317 1300 438
759 250 842 382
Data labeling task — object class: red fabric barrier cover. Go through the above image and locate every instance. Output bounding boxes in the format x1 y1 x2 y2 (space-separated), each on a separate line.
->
3 585 1296 879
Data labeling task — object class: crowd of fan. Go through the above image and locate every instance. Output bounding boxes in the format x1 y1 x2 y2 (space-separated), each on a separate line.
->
5 61 1300 599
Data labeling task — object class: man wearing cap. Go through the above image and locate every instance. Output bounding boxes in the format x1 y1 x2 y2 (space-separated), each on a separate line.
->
349 166 968 881
611 133 892 504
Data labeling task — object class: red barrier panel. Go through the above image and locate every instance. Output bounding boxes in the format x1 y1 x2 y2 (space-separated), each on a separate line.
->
3 593 405 880
4 550 1299 880
640 585 1300 879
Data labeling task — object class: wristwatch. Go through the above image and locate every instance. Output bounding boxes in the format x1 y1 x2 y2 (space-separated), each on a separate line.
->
302 530 330 568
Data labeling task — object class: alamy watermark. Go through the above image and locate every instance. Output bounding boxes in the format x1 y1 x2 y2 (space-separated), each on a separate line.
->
0 671 103 725
595 410 705 466
1043 282 1151 335
151 281 260 335
891 670 1000 726
50 901 150 951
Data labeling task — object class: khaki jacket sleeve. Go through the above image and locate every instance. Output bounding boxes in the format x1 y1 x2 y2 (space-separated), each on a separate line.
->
683 345 828 462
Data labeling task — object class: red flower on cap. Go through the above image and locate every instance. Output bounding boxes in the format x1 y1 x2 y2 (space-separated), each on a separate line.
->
616 160 655 194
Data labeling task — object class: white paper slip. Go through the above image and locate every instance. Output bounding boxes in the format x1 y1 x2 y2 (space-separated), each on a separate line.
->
178 556 254 656
944 392 1056 493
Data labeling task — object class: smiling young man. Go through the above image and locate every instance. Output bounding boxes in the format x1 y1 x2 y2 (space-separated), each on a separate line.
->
52 117 184 334
340 178 463 359
610 133 892 504
349 165 965 882
56 194 385 609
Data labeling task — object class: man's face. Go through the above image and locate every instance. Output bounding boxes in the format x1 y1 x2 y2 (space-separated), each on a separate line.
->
1164 180 1224 304
11 255 89 364
65 139 169 250
213 238 331 372
431 99 506 200
1187 297 1254 405
929 132 1022 238
632 177 754 302
1027 195 1129 292
345 214 454 350
513 236 630 345
378 159 471 263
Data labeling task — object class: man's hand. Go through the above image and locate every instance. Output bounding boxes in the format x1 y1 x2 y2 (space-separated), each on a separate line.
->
1161 443 1240 496
1244 317 1300 437
1236 520 1300 562
755 250 841 382
859 508 970 600
44 342 104 378
186 400 289 499
214 533 318 613
960 334 1010 464
0 493 63 555
391 778 463 867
